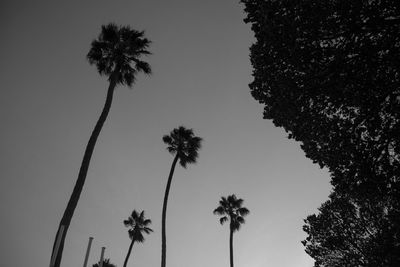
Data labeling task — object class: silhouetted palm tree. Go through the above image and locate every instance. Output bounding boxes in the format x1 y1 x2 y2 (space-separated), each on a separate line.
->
123 210 153 267
161 126 202 267
50 23 151 267
93 258 116 267
213 194 249 267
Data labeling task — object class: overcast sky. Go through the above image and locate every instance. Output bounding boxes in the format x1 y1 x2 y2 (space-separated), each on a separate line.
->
1 1 332 267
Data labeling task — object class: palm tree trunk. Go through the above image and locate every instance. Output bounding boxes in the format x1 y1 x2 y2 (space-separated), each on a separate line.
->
161 154 179 267
123 239 135 267
229 228 234 267
50 75 118 267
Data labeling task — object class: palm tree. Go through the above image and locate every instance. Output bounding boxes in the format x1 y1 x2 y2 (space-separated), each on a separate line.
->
161 126 202 267
213 194 249 267
50 23 151 267
123 210 153 267
93 258 116 267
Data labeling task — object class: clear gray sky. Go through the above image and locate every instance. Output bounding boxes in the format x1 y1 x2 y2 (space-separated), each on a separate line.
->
0 1 331 267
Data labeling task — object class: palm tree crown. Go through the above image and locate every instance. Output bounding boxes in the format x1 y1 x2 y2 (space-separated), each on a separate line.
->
162 126 203 168
93 258 116 267
124 210 153 243
87 23 151 87
214 194 249 232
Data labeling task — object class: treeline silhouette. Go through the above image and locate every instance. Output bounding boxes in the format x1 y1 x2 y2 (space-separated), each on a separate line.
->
241 0 400 266
49 24 250 267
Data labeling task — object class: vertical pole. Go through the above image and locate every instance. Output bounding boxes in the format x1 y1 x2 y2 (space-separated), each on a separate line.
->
50 225 65 267
99 247 105 267
83 237 94 267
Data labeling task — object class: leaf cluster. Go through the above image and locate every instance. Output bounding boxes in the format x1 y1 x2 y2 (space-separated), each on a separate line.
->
124 210 153 243
163 126 203 168
213 194 250 232
87 23 151 87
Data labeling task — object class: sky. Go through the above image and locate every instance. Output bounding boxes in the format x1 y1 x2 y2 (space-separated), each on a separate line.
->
0 1 332 267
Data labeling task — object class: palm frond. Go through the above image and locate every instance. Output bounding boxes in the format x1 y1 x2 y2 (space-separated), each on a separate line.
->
220 216 228 225
162 135 173 145
143 218 152 226
238 207 250 216
231 220 241 232
124 218 133 227
236 216 245 224
135 61 151 75
213 206 226 215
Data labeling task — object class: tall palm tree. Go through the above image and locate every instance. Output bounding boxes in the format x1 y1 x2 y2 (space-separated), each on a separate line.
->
50 23 151 267
123 210 153 267
213 194 249 267
161 126 202 267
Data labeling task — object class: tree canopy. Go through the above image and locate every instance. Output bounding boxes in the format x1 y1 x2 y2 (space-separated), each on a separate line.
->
124 210 153 243
241 0 400 265
162 126 202 168
87 23 151 86
213 194 250 232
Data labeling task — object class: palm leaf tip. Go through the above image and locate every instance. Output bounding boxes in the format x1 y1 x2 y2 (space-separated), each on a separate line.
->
238 207 250 216
213 206 225 215
237 216 245 224
220 216 228 225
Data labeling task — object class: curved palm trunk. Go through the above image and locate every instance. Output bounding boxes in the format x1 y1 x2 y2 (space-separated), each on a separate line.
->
123 239 135 267
50 75 117 267
229 228 234 267
161 154 179 267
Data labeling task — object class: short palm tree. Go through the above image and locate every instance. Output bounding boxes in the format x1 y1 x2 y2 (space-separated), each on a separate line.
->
161 126 202 267
93 258 116 267
50 23 151 267
123 210 153 267
213 194 249 267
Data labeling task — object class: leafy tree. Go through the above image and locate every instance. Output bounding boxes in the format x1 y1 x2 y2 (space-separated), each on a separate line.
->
213 194 249 267
241 0 400 265
302 192 394 267
161 126 202 267
123 210 153 267
92 258 116 267
50 23 151 267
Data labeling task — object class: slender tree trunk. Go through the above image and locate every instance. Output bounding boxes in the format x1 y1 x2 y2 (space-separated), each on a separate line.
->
161 154 179 267
50 75 118 267
123 239 135 267
229 228 234 267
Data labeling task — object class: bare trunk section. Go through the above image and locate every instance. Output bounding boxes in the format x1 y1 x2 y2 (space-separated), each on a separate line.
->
230 228 234 267
123 239 135 267
50 74 117 267
161 154 179 267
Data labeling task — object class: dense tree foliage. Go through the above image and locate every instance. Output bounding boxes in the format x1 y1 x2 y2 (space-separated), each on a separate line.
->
241 0 400 265
302 192 396 266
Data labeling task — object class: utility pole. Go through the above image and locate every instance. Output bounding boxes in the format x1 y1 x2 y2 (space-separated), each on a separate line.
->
83 237 94 267
99 247 105 267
